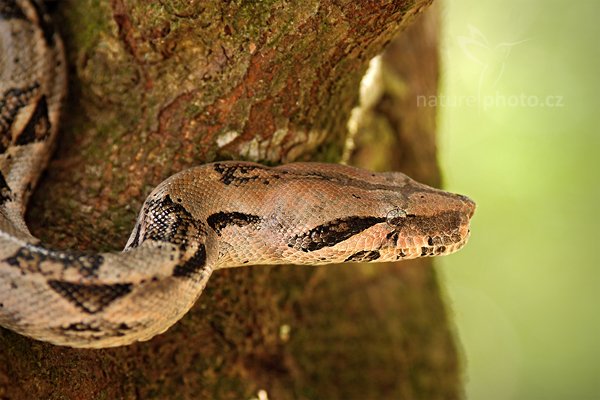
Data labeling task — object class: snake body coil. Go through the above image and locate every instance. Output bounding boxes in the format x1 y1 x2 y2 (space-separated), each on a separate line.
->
0 0 475 348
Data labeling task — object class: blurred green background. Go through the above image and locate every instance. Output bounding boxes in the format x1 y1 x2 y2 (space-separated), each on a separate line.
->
438 0 600 399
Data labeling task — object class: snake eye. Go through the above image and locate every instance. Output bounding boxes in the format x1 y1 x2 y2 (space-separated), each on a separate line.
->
386 208 407 227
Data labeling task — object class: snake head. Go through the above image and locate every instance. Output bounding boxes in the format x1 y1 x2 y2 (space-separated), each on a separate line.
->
272 163 475 264
376 173 476 260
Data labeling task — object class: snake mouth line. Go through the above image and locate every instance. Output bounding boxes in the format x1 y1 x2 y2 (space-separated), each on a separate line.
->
397 236 470 260
429 233 470 257
411 219 472 258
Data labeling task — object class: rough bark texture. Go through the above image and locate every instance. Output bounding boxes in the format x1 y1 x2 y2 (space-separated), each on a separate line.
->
0 1 461 399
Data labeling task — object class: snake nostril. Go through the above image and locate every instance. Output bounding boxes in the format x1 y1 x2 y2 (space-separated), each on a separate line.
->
468 201 476 218
457 195 476 218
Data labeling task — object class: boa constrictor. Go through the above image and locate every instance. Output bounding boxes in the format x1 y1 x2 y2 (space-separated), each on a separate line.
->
0 0 475 348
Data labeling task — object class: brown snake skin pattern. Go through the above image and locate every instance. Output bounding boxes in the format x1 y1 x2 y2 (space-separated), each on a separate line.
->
0 0 475 348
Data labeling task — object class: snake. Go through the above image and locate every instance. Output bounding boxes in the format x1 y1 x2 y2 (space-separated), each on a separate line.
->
0 0 475 349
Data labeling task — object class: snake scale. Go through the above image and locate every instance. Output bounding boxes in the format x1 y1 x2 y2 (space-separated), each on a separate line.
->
0 0 475 348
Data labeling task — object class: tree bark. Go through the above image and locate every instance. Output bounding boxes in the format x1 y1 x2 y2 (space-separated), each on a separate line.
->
0 1 461 398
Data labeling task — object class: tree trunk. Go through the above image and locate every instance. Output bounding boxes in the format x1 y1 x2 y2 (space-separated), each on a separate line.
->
0 1 461 398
